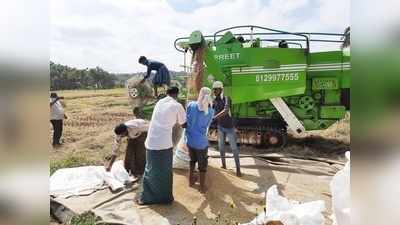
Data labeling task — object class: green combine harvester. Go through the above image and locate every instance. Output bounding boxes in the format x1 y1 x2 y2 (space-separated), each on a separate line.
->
174 25 350 147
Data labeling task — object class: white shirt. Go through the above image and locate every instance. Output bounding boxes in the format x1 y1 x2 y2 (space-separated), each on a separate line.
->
111 119 149 155
50 98 65 120
145 96 186 150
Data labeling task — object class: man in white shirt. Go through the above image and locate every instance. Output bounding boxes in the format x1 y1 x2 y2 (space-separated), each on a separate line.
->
50 93 67 148
138 86 186 205
105 119 149 178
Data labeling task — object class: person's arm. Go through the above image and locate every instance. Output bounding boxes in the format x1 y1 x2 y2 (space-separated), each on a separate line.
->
206 109 215 135
145 66 151 79
207 109 215 128
213 109 227 120
184 104 193 129
50 97 65 106
177 103 187 127
141 66 152 83
213 97 230 120
106 155 117 172
50 98 59 107
105 135 122 171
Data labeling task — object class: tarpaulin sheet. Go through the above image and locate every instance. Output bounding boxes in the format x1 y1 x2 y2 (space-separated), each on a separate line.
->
51 150 339 225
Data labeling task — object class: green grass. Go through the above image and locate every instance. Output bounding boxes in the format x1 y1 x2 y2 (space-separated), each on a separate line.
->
68 212 246 225
69 212 98 225
50 155 98 175
100 101 129 107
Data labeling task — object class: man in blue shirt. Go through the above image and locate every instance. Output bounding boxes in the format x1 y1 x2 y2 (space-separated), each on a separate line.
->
185 87 214 193
139 56 171 98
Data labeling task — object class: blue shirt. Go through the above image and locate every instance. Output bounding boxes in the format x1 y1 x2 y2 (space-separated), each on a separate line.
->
185 101 214 150
144 60 165 78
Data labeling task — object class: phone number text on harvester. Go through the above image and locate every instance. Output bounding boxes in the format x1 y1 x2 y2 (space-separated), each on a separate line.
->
255 73 299 82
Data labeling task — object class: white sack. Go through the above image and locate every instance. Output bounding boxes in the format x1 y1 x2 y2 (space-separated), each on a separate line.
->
103 160 134 192
330 151 350 225
241 185 326 225
50 160 133 198
173 131 190 170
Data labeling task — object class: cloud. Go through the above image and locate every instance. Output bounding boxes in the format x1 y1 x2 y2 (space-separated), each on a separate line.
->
51 0 350 73
53 26 113 42
196 0 220 5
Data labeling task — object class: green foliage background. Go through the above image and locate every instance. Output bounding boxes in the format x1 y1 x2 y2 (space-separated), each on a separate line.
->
50 61 188 91
50 62 119 90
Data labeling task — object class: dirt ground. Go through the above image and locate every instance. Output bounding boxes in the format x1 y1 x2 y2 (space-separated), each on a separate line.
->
168 155 333 225
50 88 350 225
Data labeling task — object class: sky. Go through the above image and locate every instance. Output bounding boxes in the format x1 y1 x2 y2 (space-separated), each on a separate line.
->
50 0 350 73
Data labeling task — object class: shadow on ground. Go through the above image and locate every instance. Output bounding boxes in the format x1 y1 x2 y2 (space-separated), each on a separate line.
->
148 162 276 225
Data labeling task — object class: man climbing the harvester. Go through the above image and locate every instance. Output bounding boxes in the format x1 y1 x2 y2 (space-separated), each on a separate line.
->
138 56 171 98
105 119 149 180
212 81 242 177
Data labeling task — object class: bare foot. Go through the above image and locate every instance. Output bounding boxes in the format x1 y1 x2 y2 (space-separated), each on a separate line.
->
200 185 207 194
189 174 198 187
52 143 62 149
135 199 145 205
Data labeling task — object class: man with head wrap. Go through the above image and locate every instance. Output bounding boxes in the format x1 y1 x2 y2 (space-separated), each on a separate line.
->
185 87 215 193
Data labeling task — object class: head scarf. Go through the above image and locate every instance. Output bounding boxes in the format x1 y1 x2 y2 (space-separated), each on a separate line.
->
212 81 223 89
212 80 224 100
197 87 213 115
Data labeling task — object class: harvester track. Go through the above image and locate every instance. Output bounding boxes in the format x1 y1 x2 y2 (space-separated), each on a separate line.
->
208 120 288 148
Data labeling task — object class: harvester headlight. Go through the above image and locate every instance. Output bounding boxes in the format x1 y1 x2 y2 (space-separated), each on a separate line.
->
207 75 215 83
129 88 139 98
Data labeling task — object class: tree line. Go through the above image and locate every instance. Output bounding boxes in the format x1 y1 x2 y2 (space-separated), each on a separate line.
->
50 61 188 90
50 61 120 90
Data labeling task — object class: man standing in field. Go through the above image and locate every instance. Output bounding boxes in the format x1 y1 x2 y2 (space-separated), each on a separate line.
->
185 87 214 193
137 87 186 205
212 81 242 177
105 119 149 179
138 56 171 98
50 92 67 148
